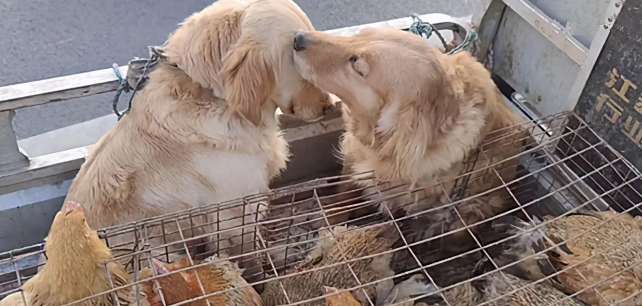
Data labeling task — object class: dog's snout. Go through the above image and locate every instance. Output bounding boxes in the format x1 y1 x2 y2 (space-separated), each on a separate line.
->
293 32 308 51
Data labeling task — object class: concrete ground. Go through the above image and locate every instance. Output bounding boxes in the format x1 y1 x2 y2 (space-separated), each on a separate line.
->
0 0 487 139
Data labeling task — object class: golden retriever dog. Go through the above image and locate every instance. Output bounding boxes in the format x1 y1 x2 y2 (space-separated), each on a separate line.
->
64 0 331 261
292 28 527 249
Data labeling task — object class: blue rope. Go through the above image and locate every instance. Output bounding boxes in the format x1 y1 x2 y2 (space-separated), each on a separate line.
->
407 14 477 55
448 30 478 55
111 46 164 120
111 64 130 120
408 14 449 51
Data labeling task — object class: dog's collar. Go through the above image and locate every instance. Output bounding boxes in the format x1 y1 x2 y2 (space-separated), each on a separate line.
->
125 46 167 89
112 46 174 120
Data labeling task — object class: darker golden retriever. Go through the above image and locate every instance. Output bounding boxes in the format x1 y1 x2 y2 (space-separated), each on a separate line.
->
292 27 527 248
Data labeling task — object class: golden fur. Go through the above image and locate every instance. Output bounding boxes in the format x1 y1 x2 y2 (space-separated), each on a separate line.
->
0 202 130 306
323 287 361 306
292 28 525 242
141 256 262 306
65 0 330 258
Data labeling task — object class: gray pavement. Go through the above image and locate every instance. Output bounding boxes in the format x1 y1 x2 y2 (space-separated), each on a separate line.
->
0 0 483 138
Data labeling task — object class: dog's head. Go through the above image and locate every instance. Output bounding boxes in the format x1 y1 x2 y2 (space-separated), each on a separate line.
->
166 0 331 126
292 27 461 145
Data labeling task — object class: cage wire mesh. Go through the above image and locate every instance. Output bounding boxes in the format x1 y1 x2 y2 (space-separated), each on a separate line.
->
1 111 641 306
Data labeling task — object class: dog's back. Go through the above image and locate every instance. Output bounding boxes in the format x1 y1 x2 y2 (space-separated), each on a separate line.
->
66 103 208 229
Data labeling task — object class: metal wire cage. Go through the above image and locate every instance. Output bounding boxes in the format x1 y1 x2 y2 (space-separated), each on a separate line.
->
1 111 641 306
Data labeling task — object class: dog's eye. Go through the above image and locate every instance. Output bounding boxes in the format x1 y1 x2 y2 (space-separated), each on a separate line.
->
349 55 358 63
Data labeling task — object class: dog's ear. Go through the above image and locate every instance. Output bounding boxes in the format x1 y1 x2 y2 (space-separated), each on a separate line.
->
221 44 275 125
163 9 243 91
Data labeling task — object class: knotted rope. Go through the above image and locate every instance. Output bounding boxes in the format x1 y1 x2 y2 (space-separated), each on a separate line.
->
111 46 165 120
407 14 478 55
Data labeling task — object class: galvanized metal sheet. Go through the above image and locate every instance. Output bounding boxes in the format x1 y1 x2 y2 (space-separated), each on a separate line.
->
529 0 612 47
574 0 642 170
493 9 580 117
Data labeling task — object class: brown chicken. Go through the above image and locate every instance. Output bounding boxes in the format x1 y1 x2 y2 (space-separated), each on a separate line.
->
260 225 400 305
545 211 642 306
482 272 583 306
0 201 130 306
493 211 642 306
141 255 262 306
423 271 581 306
484 273 582 306
323 287 361 306
427 281 483 306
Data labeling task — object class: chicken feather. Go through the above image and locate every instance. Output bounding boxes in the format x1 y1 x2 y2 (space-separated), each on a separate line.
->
492 211 642 306
140 255 261 306
425 269 581 305
261 225 399 306
323 287 361 306
0 201 130 306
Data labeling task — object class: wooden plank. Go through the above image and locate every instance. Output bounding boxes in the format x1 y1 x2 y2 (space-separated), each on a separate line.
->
0 66 127 112
503 0 588 65
285 117 344 143
0 111 28 171
0 13 465 112
0 105 345 193
0 146 88 194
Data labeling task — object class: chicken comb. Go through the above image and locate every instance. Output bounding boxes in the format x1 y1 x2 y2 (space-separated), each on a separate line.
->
63 201 83 214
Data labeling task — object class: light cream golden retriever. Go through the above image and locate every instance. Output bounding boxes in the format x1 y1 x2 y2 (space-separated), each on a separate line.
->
64 0 330 259
292 28 526 247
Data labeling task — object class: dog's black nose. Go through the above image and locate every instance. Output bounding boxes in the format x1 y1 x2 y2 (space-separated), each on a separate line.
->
293 32 308 51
